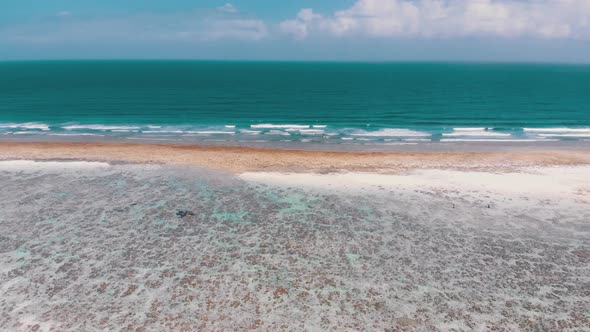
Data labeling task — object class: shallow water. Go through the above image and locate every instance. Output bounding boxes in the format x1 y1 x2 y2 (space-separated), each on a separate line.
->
0 162 588 331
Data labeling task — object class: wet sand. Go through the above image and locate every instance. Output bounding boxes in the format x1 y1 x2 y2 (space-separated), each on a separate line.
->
2 141 590 173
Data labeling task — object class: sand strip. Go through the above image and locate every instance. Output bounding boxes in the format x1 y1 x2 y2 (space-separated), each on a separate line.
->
2 142 590 173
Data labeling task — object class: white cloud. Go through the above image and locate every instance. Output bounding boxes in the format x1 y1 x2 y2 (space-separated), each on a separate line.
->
279 9 323 39
281 0 590 39
199 19 268 41
0 10 268 44
218 3 238 14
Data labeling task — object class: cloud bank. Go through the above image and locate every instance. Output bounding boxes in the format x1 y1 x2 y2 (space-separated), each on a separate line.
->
281 0 590 40
1 1 589 62
3 0 589 45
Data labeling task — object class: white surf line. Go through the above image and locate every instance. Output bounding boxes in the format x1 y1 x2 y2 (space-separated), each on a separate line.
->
251 124 310 129
443 132 511 137
524 128 590 133
351 129 431 137
62 125 141 131
0 122 50 131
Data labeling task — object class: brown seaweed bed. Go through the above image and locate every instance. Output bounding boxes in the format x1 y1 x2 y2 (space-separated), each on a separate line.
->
0 162 589 331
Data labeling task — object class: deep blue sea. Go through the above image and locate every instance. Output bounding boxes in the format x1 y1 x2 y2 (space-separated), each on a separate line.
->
1 60 589 146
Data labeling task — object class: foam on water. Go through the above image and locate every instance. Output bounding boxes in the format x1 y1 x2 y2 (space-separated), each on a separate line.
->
294 129 325 135
239 130 262 135
63 124 141 131
443 128 513 138
0 123 50 131
443 131 511 137
350 129 431 137
404 138 431 142
4 121 590 146
382 142 418 145
537 133 590 137
251 124 310 129
141 130 184 134
524 127 590 133
452 127 488 131
186 131 235 135
267 130 290 136
11 131 40 135
127 137 175 141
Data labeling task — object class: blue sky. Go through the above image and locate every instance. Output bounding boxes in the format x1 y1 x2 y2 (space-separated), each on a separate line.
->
1 0 589 62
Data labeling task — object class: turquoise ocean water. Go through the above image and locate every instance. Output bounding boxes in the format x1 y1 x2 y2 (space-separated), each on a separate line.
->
1 60 590 146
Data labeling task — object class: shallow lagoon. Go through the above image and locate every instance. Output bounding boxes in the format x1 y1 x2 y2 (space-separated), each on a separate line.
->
0 162 588 331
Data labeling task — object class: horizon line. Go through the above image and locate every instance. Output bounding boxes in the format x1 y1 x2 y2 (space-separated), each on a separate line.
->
1 58 590 65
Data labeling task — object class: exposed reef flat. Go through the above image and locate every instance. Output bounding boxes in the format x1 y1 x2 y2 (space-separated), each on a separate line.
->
0 145 589 331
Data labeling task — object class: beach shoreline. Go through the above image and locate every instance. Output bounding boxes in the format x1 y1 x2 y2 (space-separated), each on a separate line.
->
2 141 590 174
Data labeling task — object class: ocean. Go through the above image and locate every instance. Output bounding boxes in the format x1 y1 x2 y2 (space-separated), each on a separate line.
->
1 60 590 146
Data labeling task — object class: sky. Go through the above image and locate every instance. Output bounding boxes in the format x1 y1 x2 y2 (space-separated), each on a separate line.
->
1 0 589 62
